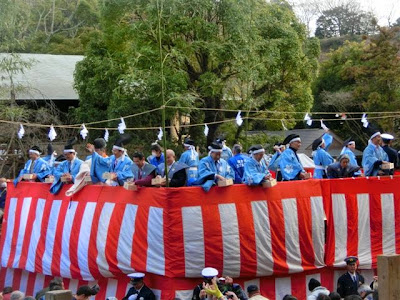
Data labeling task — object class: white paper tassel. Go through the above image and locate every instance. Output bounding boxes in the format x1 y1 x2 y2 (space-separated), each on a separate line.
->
204 124 209 137
157 127 163 141
118 117 126 134
80 124 89 140
235 111 243 126
48 125 57 141
361 113 369 128
281 119 288 131
320 120 329 132
17 124 25 139
304 113 312 126
104 128 109 142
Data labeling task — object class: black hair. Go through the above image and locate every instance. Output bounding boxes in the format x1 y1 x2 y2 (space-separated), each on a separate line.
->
132 152 145 160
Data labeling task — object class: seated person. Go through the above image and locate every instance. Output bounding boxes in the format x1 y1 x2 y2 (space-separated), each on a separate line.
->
132 151 156 187
149 143 165 167
156 149 188 187
14 146 51 186
243 145 272 186
327 154 361 178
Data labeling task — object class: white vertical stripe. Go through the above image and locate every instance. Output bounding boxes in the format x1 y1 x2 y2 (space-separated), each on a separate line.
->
381 193 396 255
19 270 30 294
60 201 78 279
333 270 342 291
42 200 62 275
275 277 291 300
151 289 161 300
12 197 32 268
182 206 205 277
251 201 274 276
26 199 46 272
175 290 193 300
332 194 347 267
68 279 79 295
2 197 18 267
77 202 96 280
4 268 14 287
282 198 303 273
33 273 45 296
244 278 260 294
357 194 372 269
96 202 115 278
310 196 325 267
219 203 241 277
117 204 138 273
105 278 118 299
146 207 165 275
306 273 321 297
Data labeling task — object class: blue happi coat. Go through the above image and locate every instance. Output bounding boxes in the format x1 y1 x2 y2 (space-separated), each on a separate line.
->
312 148 334 179
227 154 247 184
322 133 333 151
278 148 305 181
221 146 233 161
341 148 361 176
50 158 83 194
13 158 51 186
178 149 199 184
268 152 281 172
195 155 234 192
91 152 134 185
149 153 165 167
243 156 271 186
362 143 389 176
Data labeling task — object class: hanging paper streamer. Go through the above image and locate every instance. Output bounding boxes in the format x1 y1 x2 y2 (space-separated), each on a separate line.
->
17 124 25 139
304 113 312 126
118 117 126 134
48 125 57 141
204 124 209 137
104 128 109 142
235 111 243 126
157 127 163 141
80 124 89 140
281 119 288 131
320 120 329 132
361 113 369 128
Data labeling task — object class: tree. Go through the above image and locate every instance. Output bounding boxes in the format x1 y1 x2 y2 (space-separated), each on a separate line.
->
73 0 319 150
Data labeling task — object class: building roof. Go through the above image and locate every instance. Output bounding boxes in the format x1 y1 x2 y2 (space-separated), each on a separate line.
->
249 128 363 157
0 53 83 100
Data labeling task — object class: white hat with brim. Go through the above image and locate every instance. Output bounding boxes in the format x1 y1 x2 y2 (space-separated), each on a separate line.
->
127 272 145 280
201 267 218 278
381 133 394 140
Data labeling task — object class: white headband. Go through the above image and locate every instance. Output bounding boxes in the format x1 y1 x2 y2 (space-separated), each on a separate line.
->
347 141 355 145
63 149 76 153
250 149 265 155
29 150 40 155
209 148 222 153
370 132 381 140
289 137 301 144
184 143 194 148
113 145 125 151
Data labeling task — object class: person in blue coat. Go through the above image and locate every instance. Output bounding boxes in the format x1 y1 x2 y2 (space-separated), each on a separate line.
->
312 135 334 179
14 146 51 186
216 135 233 161
268 142 285 181
341 137 361 176
195 142 235 192
362 131 389 176
243 145 272 186
227 144 247 184
87 134 134 186
42 143 57 170
278 134 308 181
149 143 165 167
178 137 199 185
50 138 83 194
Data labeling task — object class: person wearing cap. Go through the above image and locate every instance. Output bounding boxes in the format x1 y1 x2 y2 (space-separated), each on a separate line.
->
195 142 235 192
123 273 155 300
192 267 219 300
278 134 307 181
216 135 233 161
243 145 272 186
13 146 51 186
50 138 83 194
227 144 247 184
156 149 188 187
149 143 165 167
327 154 361 179
362 131 389 176
131 151 157 187
87 134 134 186
268 142 285 181
178 137 199 185
337 256 365 298
341 137 361 176
381 133 398 171
246 285 269 300
307 278 330 300
312 136 334 179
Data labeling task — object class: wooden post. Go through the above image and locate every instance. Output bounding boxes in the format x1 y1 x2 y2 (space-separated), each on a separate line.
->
377 254 400 300
45 290 73 300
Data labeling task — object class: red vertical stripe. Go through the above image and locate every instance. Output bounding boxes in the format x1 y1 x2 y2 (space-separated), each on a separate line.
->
394 193 400 254
11 268 22 291
63 278 70 290
25 271 37 296
6 197 24 267
291 272 306 300
260 276 275 300
69 202 87 280
346 195 358 257
296 197 315 271
202 205 223 273
322 181 335 267
116 277 130 300
369 193 383 269
320 267 335 292
132 205 149 272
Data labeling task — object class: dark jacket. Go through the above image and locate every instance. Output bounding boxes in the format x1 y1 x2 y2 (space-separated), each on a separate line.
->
123 285 155 300
337 272 365 298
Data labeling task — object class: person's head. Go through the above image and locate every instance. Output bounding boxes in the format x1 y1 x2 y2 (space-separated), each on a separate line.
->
132 152 146 168
183 137 195 150
208 142 223 161
3 287 13 295
232 144 242 155
49 277 64 290
329 292 341 300
0 178 7 190
246 285 260 298
166 149 176 166
308 278 321 292
216 136 227 147
370 132 381 146
316 295 330 300
344 295 362 300
128 273 146 291
151 143 162 158
381 133 394 146
93 138 107 155
312 137 324 152
113 134 131 158
248 145 265 162
338 154 350 168
283 134 301 151
345 256 358 273
347 141 356 150
64 151 76 161
10 291 24 300
28 146 41 160
282 295 297 300
112 147 124 159
75 285 99 300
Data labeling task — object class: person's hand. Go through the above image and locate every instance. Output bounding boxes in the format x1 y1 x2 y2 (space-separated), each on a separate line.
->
86 143 95 153
264 174 271 180
203 278 223 299
215 174 225 181
225 291 239 300
110 172 117 181
299 172 306 179
199 289 207 299
31 174 37 180
159 177 167 186
373 276 378 281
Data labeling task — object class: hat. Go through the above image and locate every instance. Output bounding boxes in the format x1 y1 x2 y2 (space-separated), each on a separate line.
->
344 256 358 264
76 285 99 297
343 137 355 147
128 272 145 281
29 146 42 155
308 278 321 291
201 267 218 278
216 135 226 143
208 142 223 153
93 138 106 149
113 134 132 151
47 143 54 156
183 137 195 146
282 134 301 145
248 144 265 155
64 137 78 153
312 137 323 151
55 154 66 162
381 133 394 141
247 285 259 294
